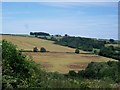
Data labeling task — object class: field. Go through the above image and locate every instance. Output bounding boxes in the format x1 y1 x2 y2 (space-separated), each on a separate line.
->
2 35 116 73
24 52 115 73
105 44 120 47
2 35 76 52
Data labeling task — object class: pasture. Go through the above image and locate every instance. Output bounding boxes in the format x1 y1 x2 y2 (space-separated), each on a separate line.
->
2 35 116 73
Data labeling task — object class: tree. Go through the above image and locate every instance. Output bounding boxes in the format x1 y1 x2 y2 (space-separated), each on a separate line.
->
93 49 99 55
33 47 38 52
35 35 38 37
2 40 44 89
65 34 68 37
109 39 114 44
75 48 80 54
40 47 46 52
30 32 34 35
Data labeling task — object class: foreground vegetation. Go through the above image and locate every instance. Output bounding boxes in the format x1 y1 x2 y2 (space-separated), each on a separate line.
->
2 40 120 89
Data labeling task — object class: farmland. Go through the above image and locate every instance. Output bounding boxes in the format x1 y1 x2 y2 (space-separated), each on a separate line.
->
105 44 120 47
2 35 116 73
24 52 115 73
2 35 76 52
2 2 120 89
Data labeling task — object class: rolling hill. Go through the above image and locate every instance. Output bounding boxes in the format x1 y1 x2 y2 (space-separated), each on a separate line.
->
1 35 116 73
2 35 76 52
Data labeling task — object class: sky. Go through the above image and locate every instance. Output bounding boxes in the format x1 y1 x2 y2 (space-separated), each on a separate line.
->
1 2 118 39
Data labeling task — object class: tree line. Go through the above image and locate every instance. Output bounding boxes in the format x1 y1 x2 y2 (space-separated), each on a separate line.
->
54 36 120 60
99 46 120 60
55 36 105 51
30 32 50 37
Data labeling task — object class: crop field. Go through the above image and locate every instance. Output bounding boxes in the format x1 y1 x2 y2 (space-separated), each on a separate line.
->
2 35 116 73
24 52 115 73
2 35 90 53
2 35 79 52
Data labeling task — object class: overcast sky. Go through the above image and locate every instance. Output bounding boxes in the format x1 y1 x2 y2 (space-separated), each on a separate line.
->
2 2 118 39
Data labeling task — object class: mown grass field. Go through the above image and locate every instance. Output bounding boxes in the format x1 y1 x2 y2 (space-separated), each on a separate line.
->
2 35 116 73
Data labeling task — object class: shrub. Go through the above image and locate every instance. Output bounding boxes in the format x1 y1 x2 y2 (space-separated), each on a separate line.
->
33 47 38 52
77 61 120 82
40 47 46 52
2 40 44 89
68 70 77 77
75 48 80 54
78 70 85 78
93 49 100 55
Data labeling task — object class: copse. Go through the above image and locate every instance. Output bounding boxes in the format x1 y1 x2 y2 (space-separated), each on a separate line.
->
30 32 50 36
99 46 120 60
77 61 120 82
55 36 105 51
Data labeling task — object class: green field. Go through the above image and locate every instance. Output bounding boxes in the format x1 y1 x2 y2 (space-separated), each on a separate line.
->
2 35 116 73
105 44 120 47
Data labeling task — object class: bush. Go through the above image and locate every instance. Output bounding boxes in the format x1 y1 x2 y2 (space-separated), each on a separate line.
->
78 70 85 78
77 61 120 82
2 40 44 89
75 48 80 54
33 47 38 52
99 46 120 60
40 47 46 52
68 70 77 77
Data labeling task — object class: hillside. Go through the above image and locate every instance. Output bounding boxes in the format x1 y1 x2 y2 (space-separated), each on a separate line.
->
3 40 119 89
2 35 76 52
2 35 116 73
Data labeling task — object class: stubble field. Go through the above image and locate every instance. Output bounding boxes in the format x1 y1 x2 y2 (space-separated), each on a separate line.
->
2 35 116 73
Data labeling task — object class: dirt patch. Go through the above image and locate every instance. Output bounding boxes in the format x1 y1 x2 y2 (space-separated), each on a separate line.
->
67 63 88 69
40 62 53 68
81 55 100 58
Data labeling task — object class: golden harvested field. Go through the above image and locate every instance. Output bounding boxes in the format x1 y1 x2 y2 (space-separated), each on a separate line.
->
2 35 85 53
24 52 115 73
2 35 90 53
2 35 116 73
